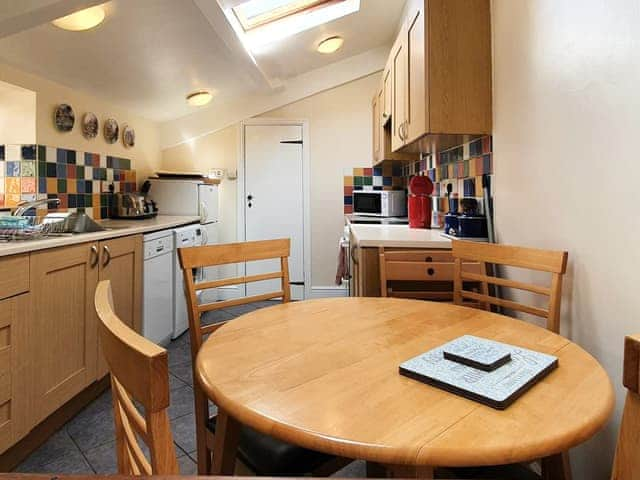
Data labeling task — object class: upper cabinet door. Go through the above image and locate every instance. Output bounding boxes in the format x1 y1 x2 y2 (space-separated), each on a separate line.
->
382 63 392 124
405 1 427 144
372 94 381 164
30 242 99 423
391 32 407 152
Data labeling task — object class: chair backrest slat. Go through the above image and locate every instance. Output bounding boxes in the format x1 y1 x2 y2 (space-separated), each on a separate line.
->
452 240 568 333
179 238 290 269
612 334 640 479
95 280 179 476
178 238 292 354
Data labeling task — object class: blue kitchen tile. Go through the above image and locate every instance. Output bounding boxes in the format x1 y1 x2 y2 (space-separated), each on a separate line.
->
56 148 66 164
68 194 77 208
344 195 352 205
56 163 67 178
383 176 392 186
21 145 36 160
483 153 492 174
391 165 402 176
7 161 20 177
469 138 483 157
77 180 85 194
373 167 382 176
353 186 363 190
38 177 47 193
85 180 93 194
67 150 76 165
0 145 4 160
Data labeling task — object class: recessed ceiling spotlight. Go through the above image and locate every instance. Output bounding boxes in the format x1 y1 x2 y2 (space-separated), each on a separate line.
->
52 5 106 31
317 36 344 54
186 91 213 107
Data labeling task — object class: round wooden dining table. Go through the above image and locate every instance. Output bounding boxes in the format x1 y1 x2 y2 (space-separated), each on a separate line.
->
195 298 614 478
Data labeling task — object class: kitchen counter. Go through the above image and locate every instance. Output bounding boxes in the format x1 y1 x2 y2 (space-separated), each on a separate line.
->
349 224 453 248
0 215 200 257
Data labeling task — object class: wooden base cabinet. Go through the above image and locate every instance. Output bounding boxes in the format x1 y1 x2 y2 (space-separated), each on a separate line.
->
96 235 142 378
0 234 143 458
30 243 100 423
0 294 31 452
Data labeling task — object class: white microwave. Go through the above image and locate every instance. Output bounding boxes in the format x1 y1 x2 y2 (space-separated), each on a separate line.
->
352 190 407 217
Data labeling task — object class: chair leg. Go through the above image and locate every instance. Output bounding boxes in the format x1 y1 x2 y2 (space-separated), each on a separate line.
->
193 387 212 475
541 451 572 480
212 409 241 475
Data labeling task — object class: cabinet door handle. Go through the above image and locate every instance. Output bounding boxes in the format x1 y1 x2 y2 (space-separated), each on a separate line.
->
398 124 404 140
402 121 408 140
102 245 111 267
90 245 99 268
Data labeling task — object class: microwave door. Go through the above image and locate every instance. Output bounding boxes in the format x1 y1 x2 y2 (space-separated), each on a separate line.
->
354 193 381 215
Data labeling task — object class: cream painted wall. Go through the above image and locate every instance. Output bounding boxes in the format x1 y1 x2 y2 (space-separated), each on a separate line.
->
0 80 36 144
160 124 239 278
0 62 161 180
492 1 638 477
161 73 380 287
258 73 380 287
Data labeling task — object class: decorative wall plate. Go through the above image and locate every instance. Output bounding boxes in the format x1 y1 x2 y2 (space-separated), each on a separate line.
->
122 124 135 148
82 112 99 139
54 104 75 132
104 118 119 144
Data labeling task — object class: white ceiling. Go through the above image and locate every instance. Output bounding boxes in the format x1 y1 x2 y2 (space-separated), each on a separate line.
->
0 0 405 122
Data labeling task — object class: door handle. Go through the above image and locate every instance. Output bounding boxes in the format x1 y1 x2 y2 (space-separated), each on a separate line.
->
102 245 111 267
90 245 99 268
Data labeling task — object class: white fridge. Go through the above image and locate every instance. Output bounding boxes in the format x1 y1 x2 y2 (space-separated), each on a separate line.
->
148 178 219 301
148 178 219 243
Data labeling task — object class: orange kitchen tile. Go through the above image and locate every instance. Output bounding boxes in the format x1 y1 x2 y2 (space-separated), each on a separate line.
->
67 181 77 194
343 175 353 187
6 177 20 194
46 178 57 193
353 168 364 176
5 193 20 207
93 194 100 209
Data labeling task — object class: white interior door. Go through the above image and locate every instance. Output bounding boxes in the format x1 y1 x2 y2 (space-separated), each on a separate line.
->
244 124 304 299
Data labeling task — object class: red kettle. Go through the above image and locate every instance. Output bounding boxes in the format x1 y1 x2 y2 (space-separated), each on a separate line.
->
408 175 434 229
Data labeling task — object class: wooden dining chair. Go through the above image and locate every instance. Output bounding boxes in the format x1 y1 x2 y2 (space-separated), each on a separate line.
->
611 334 640 478
94 280 179 476
178 238 341 476
451 240 568 334
379 247 481 301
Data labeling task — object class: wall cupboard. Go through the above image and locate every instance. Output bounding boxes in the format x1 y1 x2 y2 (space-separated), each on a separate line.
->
0 235 142 455
372 0 492 164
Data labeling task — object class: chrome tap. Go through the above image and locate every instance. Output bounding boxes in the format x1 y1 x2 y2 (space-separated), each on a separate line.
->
13 198 61 216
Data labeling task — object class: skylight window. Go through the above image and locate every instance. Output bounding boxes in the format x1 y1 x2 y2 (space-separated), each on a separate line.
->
233 0 338 32
225 0 359 51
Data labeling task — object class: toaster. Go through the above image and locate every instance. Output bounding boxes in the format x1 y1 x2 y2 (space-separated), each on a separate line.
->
112 193 157 219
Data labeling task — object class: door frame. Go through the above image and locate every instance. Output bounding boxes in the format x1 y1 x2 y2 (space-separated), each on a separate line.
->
237 118 311 300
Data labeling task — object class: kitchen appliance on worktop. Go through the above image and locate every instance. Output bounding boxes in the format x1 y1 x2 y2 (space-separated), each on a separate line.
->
443 197 488 241
408 175 433 229
353 190 406 217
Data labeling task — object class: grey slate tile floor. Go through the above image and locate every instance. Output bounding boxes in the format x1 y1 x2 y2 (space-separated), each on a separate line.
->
14 300 365 477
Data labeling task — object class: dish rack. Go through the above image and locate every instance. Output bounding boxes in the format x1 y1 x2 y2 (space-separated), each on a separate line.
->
0 216 68 241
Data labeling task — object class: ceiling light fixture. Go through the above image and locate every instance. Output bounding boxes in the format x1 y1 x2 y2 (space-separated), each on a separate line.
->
52 5 106 31
317 36 344 54
186 91 213 107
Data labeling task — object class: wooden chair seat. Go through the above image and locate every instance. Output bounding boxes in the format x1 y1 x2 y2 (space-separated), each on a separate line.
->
206 416 334 475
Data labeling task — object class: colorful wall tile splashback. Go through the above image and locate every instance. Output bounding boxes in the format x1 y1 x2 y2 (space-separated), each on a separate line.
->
0 144 137 219
343 164 407 214
343 136 493 221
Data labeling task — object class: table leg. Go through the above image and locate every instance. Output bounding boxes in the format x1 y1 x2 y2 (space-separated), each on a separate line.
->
541 451 572 480
211 409 241 475
385 464 434 479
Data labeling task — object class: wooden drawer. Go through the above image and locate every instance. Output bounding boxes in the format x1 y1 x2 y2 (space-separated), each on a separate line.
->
385 260 480 282
0 294 30 453
381 250 454 263
0 255 29 300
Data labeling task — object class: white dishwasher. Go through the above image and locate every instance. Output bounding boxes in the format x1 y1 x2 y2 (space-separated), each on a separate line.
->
142 230 174 346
